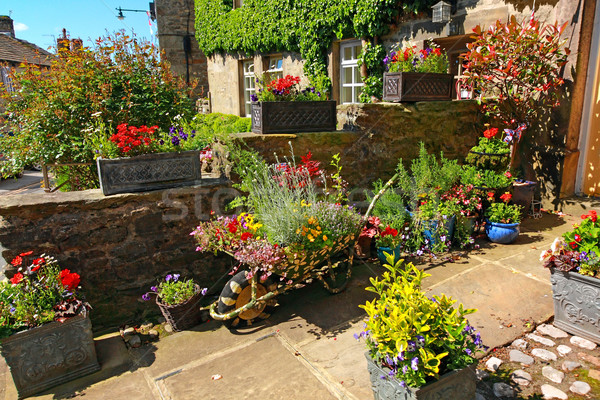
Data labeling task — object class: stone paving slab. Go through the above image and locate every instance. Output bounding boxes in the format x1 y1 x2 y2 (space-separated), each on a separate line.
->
159 335 337 400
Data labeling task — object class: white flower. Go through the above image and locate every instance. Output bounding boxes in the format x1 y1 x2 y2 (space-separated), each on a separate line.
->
539 249 550 261
550 237 564 255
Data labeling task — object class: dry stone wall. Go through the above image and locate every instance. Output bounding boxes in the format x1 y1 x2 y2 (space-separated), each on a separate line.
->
0 180 237 331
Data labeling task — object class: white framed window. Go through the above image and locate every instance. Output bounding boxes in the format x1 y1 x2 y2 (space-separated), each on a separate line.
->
340 41 363 104
1 67 15 93
242 60 255 117
266 56 283 81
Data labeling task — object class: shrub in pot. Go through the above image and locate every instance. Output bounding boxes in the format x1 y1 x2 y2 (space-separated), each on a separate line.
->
540 210 600 343
0 252 99 398
143 274 208 332
484 194 522 244
358 260 486 399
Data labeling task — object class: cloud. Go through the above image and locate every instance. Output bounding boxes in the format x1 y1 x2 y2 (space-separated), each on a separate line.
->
14 22 29 32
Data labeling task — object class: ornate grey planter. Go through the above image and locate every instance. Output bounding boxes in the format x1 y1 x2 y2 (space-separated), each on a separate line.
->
365 352 476 400
97 150 202 195
1 314 100 399
550 268 600 343
251 101 337 134
383 72 453 102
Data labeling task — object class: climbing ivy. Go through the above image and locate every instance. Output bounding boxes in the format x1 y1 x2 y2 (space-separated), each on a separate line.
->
357 41 387 102
194 0 437 98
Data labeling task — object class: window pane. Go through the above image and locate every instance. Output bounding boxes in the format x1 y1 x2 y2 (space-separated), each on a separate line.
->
343 46 352 61
342 87 353 103
343 67 352 85
354 44 362 59
355 67 362 84
355 86 362 102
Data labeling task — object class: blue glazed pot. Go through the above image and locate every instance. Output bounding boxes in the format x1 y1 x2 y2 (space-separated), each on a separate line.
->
485 220 520 244
377 245 402 266
423 215 456 245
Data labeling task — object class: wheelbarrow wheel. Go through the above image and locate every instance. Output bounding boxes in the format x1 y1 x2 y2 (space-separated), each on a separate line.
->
217 271 278 329
321 247 353 294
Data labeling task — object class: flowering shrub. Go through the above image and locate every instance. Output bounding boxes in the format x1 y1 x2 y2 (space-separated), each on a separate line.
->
385 44 448 74
541 211 600 277
253 75 326 102
0 252 87 338
377 225 400 248
359 262 486 388
110 123 158 156
440 185 482 218
142 274 207 306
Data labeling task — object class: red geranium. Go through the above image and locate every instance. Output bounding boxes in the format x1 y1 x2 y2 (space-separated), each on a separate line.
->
59 269 81 291
10 272 23 285
19 251 34 256
483 127 498 139
10 256 22 267
381 226 398 237
241 232 253 241
500 192 512 203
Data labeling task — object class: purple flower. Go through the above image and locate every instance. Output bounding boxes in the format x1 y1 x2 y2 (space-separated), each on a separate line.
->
173 274 180 282
171 136 180 146
474 332 482 346
416 335 425 347
383 56 389 64
407 340 416 352
399 381 407 388
169 126 176 134
353 333 360 340
397 351 405 361
201 287 208 296
9 307 15 314
159 139 164 145
142 293 151 301
150 286 157 292
165 274 173 282
250 93 258 102
317 92 321 97
465 348 472 355
411 357 419 371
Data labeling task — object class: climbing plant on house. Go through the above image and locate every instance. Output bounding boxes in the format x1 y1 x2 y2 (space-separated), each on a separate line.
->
194 0 437 97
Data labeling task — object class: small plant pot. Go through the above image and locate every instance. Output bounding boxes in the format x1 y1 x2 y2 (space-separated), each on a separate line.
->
512 180 537 216
422 215 456 245
156 285 203 332
376 245 402 266
485 220 520 244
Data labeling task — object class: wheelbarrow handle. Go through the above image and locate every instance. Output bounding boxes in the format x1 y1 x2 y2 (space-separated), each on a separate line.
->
362 172 400 224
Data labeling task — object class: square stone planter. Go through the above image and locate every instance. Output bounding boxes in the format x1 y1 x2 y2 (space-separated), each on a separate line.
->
251 101 337 134
1 314 100 399
550 268 600 344
383 72 453 102
365 352 476 400
97 150 202 195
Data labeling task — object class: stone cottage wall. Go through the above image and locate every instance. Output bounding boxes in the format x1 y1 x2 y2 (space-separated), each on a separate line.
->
0 180 238 331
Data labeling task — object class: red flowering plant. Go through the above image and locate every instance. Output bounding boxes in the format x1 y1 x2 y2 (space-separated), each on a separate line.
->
541 211 600 277
465 126 511 172
253 74 326 102
109 123 159 156
385 43 448 74
441 184 482 218
0 252 88 338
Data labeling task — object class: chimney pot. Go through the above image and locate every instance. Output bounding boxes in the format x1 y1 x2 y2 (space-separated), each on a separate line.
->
0 16 15 38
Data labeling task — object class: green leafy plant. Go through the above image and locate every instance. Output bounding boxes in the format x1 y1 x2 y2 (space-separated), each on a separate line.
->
485 202 522 224
0 252 87 339
142 274 207 306
359 261 486 388
358 41 387 102
461 165 514 189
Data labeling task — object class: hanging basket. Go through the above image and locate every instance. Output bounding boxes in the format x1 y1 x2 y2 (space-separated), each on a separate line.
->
156 285 203 331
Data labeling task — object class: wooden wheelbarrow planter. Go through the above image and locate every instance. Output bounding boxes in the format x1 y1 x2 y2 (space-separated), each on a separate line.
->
206 173 399 328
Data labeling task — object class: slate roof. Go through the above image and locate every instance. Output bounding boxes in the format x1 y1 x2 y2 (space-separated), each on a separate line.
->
0 34 53 67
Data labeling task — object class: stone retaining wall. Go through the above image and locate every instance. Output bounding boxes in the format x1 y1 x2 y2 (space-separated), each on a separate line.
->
0 180 237 331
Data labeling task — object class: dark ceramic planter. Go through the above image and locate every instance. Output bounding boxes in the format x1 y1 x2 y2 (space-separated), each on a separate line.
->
1 314 100 399
376 245 402 266
512 180 537 216
422 215 456 245
96 150 203 196
550 268 600 344
250 101 337 134
485 220 520 244
383 72 453 102
365 352 476 400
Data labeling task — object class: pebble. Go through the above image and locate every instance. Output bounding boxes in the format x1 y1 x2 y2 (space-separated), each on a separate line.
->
148 329 159 338
475 369 489 380
556 345 571 357
578 352 600 367
511 338 528 350
493 382 515 398
541 384 568 399
561 360 581 372
570 381 591 395
542 366 564 384
122 327 135 336
164 324 174 333
128 334 142 348
509 349 534 365
486 356 503 372
536 324 568 338
570 336 597 350
526 333 555 347
589 369 600 381
532 348 557 361
475 393 486 400
511 369 532 386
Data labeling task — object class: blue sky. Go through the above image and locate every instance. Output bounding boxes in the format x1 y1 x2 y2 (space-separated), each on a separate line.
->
3 0 156 51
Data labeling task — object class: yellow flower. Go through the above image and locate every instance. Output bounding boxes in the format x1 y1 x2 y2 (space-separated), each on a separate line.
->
308 234 314 242
323 235 328 241
308 217 316 225
296 228 301 234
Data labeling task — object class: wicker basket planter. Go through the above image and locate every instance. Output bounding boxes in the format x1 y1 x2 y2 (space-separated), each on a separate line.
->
1 313 100 399
251 101 337 134
365 352 476 400
156 284 203 331
550 268 600 344
383 72 453 102
96 150 202 196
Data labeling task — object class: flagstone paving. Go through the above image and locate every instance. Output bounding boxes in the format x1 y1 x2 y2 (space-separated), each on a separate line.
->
1 198 598 399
